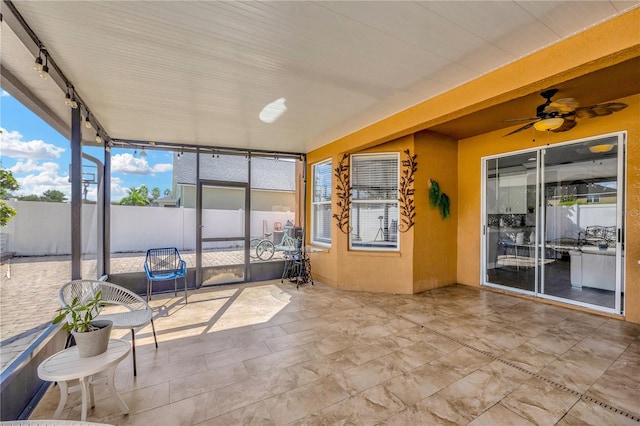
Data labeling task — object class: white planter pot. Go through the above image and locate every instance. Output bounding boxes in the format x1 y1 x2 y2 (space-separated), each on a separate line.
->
71 320 113 358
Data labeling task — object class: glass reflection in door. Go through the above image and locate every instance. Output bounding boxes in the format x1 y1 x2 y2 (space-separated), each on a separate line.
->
484 152 537 293
540 137 622 310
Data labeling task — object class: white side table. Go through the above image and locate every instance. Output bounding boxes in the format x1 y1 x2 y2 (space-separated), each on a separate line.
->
37 339 131 421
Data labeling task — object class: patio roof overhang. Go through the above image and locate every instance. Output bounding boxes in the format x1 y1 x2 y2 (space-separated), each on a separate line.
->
2 1 639 154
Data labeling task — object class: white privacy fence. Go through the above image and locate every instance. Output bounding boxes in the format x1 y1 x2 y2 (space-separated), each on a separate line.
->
545 203 617 241
1 201 295 256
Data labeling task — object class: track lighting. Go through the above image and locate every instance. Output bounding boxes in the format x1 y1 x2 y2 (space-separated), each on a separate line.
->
84 115 92 129
64 87 78 109
39 53 49 79
105 141 112 153
134 149 138 156
139 148 147 157
95 133 103 144
34 52 44 72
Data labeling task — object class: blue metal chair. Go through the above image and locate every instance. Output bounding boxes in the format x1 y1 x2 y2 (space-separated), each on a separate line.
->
144 247 188 303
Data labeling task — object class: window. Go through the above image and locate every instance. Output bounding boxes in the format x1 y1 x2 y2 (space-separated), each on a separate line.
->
312 159 332 245
350 153 399 250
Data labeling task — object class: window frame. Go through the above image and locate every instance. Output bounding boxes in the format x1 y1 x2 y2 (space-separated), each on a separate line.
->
311 158 332 247
349 152 400 252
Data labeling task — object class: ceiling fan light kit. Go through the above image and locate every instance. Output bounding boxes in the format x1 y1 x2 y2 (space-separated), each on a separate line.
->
533 117 564 132
503 89 628 137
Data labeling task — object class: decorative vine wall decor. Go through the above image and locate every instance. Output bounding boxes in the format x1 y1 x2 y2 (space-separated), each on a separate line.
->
429 179 450 219
332 153 352 234
398 149 418 232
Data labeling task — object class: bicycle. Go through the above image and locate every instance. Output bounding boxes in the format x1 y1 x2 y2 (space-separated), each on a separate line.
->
251 233 299 261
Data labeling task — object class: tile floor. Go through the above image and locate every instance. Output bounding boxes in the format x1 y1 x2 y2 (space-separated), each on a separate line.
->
29 281 640 425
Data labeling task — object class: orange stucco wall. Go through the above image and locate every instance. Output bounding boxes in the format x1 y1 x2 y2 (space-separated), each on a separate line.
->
305 9 640 323
413 131 458 293
308 136 416 294
458 94 640 323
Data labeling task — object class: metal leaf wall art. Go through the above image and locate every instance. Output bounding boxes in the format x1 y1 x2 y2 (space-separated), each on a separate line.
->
398 149 418 232
332 153 352 234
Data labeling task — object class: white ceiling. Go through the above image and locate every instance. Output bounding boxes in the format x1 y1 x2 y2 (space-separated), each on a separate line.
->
3 1 638 153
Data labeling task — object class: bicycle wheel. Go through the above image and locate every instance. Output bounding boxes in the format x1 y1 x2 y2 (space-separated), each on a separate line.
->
256 240 275 260
249 238 262 258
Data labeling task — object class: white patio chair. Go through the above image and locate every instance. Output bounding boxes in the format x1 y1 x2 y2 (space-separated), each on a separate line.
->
58 280 158 377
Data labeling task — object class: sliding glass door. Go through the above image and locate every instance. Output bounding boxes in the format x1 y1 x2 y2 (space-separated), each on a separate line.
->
482 133 625 314
484 151 537 293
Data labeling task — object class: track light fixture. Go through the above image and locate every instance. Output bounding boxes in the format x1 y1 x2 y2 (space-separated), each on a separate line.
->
64 86 78 109
95 132 103 144
139 147 147 157
34 51 44 72
39 53 49 80
105 141 113 153
84 115 92 129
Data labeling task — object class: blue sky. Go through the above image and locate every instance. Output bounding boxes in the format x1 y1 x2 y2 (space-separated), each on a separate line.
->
0 90 173 202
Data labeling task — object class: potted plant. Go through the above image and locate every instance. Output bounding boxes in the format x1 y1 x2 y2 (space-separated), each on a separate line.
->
52 290 112 357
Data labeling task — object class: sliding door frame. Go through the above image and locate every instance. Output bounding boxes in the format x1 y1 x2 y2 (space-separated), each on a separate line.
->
481 131 626 315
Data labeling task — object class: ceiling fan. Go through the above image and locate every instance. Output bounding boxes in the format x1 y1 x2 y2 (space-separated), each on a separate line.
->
503 89 628 136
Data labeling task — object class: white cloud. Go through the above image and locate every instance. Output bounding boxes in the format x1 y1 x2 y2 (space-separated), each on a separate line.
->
14 162 71 199
83 176 128 202
0 127 65 160
152 163 173 173
111 153 172 176
1 90 10 97
111 153 152 175
109 177 129 202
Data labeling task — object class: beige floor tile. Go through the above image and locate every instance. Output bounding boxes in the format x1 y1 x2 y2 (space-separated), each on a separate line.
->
243 346 311 375
381 371 441 406
264 329 318 352
557 399 640 426
195 401 274 426
301 384 406 425
120 381 171 415
286 353 357 387
538 345 613 394
433 361 530 420
170 361 250 402
25 281 640 426
585 354 640 418
214 369 297 414
117 390 218 426
500 377 580 426
502 341 561 373
332 356 404 395
468 403 536 426
262 376 349 425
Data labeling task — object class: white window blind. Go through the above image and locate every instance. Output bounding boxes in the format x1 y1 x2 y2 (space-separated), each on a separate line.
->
312 159 332 245
350 153 399 250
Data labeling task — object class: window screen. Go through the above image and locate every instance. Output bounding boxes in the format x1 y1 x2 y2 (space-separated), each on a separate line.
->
312 159 332 245
350 153 399 250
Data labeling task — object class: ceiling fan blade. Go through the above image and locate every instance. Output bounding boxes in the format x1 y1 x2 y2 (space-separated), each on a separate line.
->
544 98 579 114
575 102 628 118
503 121 535 136
502 117 539 122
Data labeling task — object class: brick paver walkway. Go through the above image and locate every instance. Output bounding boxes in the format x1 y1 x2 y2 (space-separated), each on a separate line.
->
0 249 286 371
